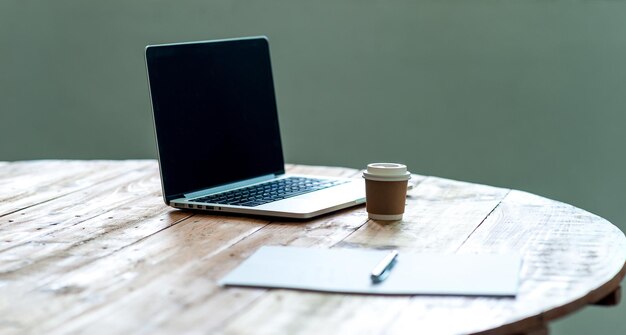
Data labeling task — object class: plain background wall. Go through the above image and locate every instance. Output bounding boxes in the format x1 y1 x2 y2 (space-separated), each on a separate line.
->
1 1 624 333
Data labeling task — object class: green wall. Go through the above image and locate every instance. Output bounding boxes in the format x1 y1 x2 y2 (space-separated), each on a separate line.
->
1 1 625 333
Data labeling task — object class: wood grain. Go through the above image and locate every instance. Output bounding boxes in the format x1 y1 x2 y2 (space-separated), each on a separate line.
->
0 161 624 335
0 162 194 334
0 160 152 217
53 166 365 334
222 176 510 335
0 163 159 255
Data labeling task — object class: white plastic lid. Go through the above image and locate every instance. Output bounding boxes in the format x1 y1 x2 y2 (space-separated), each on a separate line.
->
362 163 411 181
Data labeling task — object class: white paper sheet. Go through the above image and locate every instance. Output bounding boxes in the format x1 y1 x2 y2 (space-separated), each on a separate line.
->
220 246 521 296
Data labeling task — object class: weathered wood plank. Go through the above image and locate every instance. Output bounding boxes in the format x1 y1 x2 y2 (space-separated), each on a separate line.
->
0 164 197 334
0 160 153 217
227 291 412 335
1 161 624 335
384 190 626 335
44 209 366 334
220 180 626 335
0 197 188 285
459 191 625 320
341 176 509 252
0 160 130 198
0 164 160 256
0 213 269 335
0 160 65 182
0 164 366 334
221 176 510 334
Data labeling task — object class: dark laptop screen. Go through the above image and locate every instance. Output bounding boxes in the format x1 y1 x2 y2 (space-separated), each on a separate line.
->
146 37 285 201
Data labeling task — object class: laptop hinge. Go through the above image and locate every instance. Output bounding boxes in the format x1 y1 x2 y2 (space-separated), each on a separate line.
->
183 174 278 199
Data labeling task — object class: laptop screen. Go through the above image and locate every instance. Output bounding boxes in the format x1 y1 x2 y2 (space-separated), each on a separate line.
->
146 37 285 201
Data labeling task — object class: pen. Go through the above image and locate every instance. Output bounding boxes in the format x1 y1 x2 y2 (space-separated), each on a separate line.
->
370 250 399 284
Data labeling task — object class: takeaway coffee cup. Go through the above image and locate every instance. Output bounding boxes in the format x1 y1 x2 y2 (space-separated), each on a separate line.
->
362 163 411 221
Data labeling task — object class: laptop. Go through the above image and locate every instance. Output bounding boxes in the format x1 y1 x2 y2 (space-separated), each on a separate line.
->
145 36 365 219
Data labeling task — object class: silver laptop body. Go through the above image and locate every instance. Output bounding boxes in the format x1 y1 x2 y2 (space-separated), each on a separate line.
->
145 36 364 219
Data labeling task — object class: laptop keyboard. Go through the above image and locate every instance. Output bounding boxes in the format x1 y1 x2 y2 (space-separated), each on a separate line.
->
192 177 348 207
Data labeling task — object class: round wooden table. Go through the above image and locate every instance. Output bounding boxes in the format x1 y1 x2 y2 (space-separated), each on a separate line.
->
0 161 624 334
